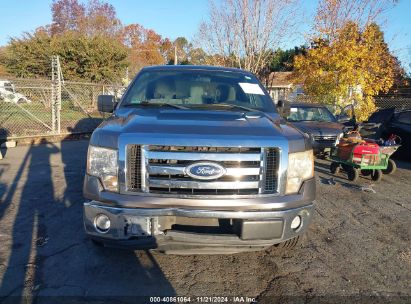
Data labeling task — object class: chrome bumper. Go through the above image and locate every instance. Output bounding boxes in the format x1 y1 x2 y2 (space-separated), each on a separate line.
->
83 202 314 252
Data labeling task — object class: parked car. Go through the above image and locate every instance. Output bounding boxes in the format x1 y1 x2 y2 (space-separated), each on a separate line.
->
83 65 315 254
366 108 411 161
285 102 345 156
0 80 31 104
104 85 126 99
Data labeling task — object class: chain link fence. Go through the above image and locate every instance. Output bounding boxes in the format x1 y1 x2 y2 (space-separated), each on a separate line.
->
374 97 411 110
292 94 411 109
290 93 411 116
0 78 125 140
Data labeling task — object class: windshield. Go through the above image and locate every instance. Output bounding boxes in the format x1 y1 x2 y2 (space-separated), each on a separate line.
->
287 106 336 122
120 69 276 112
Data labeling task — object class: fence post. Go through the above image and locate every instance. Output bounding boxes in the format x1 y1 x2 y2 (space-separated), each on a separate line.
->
51 56 62 134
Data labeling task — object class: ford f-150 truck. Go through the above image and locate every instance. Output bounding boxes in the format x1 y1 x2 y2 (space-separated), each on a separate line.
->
83 65 315 254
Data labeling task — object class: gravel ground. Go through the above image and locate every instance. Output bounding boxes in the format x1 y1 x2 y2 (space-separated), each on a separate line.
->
0 140 410 303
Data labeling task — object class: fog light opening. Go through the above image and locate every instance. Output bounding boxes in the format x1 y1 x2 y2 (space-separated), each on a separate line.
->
291 215 302 230
94 214 111 233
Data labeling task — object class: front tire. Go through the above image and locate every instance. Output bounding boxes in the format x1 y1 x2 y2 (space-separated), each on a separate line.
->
347 167 359 182
371 169 382 182
330 162 340 174
382 159 396 175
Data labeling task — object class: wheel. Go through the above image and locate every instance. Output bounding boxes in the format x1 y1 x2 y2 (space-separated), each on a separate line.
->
371 169 382 182
347 167 359 182
341 164 350 172
382 159 396 175
330 162 340 174
361 170 371 176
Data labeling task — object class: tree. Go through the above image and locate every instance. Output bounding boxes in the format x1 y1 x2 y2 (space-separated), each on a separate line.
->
3 0 204 81
3 29 127 82
53 32 128 82
51 0 85 35
85 0 122 37
0 47 10 76
162 37 207 65
314 0 397 41
197 0 300 74
3 29 53 78
173 37 190 64
294 22 396 121
51 0 122 37
379 56 410 97
187 47 208 65
121 24 169 73
269 46 306 72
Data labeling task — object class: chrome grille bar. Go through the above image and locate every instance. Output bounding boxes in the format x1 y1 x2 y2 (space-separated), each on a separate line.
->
148 165 260 176
313 135 337 143
146 151 261 162
149 179 259 189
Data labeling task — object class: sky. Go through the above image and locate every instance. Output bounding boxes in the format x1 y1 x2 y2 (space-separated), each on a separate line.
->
0 0 410 72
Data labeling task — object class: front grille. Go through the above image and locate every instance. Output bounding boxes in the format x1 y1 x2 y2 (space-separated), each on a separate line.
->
313 135 337 144
127 145 141 190
126 145 279 196
264 148 279 193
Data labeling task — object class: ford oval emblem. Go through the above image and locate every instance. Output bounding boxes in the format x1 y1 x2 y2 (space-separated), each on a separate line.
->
185 162 226 180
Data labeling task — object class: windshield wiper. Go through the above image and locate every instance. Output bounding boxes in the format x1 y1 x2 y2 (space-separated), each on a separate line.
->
212 103 279 123
123 101 188 110
288 119 314 122
209 103 259 113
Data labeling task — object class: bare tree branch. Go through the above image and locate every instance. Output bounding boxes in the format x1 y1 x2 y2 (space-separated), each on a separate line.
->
314 0 397 41
197 0 300 74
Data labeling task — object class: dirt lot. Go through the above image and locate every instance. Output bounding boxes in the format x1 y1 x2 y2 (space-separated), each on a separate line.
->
0 140 410 303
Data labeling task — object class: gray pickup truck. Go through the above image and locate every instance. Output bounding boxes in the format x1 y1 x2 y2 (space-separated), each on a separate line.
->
83 65 315 254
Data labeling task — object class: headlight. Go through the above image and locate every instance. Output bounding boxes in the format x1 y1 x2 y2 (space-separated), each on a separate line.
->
87 146 118 192
303 132 312 141
286 150 314 194
335 132 344 145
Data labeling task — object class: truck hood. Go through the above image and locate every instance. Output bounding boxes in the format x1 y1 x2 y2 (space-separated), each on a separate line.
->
90 108 308 152
290 121 344 136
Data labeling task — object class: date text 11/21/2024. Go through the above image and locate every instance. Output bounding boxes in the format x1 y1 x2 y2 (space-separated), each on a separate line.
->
149 296 257 303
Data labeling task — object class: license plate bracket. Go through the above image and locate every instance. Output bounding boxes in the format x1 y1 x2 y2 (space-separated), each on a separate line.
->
125 216 154 236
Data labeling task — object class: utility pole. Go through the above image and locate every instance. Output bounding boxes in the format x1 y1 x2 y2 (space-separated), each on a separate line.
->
174 45 178 65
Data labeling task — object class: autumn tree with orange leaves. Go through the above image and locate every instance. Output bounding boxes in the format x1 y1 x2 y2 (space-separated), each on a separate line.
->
294 0 399 121
121 24 170 74
1 0 205 82
50 0 122 37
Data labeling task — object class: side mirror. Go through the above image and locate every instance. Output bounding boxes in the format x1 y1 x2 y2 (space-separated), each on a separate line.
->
97 95 116 113
277 99 290 117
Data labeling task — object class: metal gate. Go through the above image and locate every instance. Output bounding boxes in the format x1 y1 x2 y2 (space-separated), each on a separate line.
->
0 57 125 140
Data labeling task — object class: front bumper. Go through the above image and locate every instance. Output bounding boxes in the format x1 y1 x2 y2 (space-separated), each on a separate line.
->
83 202 314 254
312 141 336 154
